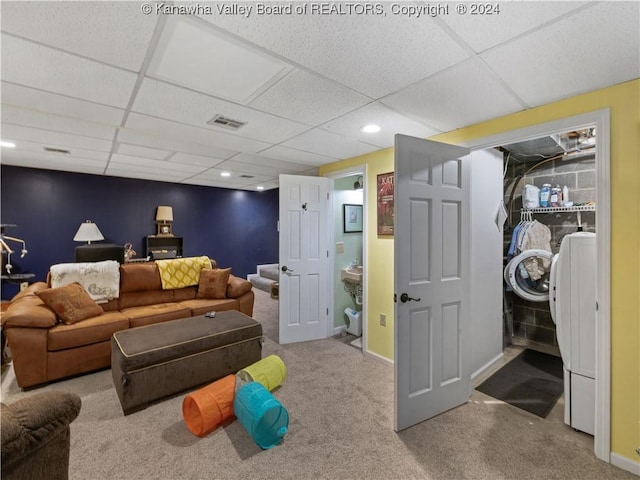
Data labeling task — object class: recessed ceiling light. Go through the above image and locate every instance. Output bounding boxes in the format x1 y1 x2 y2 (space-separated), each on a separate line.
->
220 172 231 177
256 186 265 191
360 124 381 134
1 141 16 148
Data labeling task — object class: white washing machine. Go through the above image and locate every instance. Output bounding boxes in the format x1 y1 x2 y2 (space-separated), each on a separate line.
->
549 232 596 435
503 249 554 302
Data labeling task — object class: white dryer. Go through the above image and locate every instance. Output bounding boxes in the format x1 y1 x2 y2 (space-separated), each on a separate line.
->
549 232 596 435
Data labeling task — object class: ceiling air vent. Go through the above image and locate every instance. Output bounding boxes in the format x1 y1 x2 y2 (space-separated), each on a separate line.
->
240 175 254 179
43 147 71 154
207 114 247 131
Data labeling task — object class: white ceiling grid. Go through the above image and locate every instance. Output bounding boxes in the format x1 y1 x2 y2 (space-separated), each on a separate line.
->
0 1 638 191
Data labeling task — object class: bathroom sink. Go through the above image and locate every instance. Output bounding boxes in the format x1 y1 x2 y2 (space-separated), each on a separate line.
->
341 266 363 283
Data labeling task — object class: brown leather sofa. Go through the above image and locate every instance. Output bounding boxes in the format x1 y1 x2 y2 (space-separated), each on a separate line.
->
1 391 82 480
1 259 254 389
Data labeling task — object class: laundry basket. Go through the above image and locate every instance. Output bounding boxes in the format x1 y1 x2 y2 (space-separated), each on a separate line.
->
233 382 289 449
237 355 287 392
182 374 236 437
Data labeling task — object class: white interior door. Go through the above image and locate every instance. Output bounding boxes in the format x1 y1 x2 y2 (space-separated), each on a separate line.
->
394 134 472 431
279 174 330 344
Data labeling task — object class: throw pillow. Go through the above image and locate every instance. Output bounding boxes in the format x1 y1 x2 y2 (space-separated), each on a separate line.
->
36 283 103 324
196 268 231 299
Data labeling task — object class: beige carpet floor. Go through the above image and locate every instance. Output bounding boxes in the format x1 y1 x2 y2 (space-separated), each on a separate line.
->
1 289 634 480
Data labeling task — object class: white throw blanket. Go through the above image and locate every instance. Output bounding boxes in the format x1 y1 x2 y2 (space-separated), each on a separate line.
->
50 260 120 303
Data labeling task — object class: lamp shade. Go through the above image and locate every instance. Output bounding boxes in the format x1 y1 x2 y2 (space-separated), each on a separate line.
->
156 206 173 222
73 221 104 243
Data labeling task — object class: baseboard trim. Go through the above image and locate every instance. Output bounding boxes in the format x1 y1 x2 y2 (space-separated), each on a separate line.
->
365 349 393 366
471 352 504 382
333 326 346 336
611 452 640 477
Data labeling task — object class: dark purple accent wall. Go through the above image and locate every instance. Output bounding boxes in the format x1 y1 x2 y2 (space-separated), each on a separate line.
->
1 165 279 300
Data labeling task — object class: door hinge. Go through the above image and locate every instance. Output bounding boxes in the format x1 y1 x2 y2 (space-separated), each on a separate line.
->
326 308 329 315
327 192 329 200
327 250 329 258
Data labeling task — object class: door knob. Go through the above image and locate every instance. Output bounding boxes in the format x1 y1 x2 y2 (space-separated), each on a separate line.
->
281 265 294 273
400 293 421 303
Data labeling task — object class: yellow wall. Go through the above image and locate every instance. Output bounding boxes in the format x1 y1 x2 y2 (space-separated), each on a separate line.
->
319 79 640 463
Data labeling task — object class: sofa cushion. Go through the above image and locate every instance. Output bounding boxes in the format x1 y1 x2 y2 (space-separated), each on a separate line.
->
119 263 162 293
179 298 239 316
118 290 174 310
120 303 192 328
227 275 252 298
47 311 130 351
35 283 103 325
196 268 231 299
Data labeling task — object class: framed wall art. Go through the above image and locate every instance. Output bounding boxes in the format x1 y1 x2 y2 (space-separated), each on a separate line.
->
343 204 363 233
377 172 394 235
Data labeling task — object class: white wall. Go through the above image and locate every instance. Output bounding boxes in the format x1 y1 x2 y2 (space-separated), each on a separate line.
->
470 149 505 377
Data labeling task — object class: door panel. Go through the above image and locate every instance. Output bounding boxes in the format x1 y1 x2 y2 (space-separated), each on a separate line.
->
394 134 471 431
279 174 330 344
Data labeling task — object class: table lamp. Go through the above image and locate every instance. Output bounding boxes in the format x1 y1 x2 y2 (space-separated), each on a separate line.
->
73 220 104 244
156 206 174 236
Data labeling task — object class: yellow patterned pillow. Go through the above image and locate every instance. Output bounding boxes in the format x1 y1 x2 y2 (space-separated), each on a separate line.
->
156 256 212 290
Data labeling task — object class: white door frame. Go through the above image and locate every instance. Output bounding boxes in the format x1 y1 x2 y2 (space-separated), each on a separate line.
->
458 109 611 462
325 165 368 351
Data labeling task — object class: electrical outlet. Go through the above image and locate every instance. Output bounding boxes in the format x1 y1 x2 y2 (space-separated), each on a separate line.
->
380 314 386 327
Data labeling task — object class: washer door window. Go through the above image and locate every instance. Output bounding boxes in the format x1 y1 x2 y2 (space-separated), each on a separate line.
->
504 249 554 302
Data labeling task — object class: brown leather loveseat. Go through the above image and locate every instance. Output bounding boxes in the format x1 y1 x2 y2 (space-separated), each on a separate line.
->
2 258 254 389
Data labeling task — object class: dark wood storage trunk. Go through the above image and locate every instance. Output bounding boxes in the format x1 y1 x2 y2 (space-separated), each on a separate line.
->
111 311 263 414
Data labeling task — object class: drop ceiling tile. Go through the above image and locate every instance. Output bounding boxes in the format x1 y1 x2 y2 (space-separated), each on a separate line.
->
201 11 469 98
381 59 523 132
1 34 138 108
1 83 126 126
2 105 117 140
280 128 386 160
0 2 157 71
169 153 227 168
214 158 289 177
481 2 640 106
0 148 106 175
319 102 441 148
117 129 238 160
108 154 206 175
148 16 293 103
125 113 271 154
3 139 109 162
440 2 588 53
132 79 308 143
232 153 316 173
249 70 371 125
258 145 337 166
117 143 171 161
105 169 187 184
1 124 114 152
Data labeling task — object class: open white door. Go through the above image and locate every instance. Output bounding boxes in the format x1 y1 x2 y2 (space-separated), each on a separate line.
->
278 174 330 344
394 134 472 431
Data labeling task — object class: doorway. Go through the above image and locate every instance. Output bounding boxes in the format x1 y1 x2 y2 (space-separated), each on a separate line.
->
463 109 610 461
326 166 367 352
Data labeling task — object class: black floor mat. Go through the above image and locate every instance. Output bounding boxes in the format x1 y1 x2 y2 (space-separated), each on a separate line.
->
476 349 563 418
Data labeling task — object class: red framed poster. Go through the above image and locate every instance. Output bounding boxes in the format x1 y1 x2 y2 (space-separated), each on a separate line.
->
377 172 394 235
